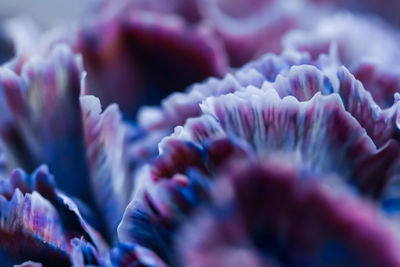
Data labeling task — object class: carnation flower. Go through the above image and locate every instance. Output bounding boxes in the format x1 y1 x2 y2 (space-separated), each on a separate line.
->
1 1 400 266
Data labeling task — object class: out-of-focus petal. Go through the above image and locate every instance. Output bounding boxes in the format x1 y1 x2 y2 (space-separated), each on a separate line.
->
197 0 323 67
111 242 167 267
283 13 400 111
284 13 400 66
14 261 43 267
0 44 92 204
157 50 309 130
96 0 200 23
309 0 400 26
0 25 14 65
81 95 134 238
162 89 394 195
177 158 400 266
70 238 103 267
118 168 212 264
76 10 227 119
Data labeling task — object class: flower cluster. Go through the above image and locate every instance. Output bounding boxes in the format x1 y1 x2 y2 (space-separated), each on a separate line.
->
1 0 400 266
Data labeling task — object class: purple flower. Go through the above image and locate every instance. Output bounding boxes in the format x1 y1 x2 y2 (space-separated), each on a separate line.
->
118 61 400 264
1 0 400 266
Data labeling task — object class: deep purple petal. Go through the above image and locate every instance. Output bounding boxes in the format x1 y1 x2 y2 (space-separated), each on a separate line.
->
76 10 227 119
177 158 400 266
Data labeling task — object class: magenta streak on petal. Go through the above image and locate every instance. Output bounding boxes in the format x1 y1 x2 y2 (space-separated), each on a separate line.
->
0 165 109 265
111 242 167 267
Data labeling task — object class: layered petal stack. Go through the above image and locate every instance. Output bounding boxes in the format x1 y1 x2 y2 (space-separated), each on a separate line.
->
1 0 400 266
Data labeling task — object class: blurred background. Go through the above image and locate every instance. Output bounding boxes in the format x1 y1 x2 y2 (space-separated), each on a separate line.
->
0 0 93 28
1 0 400 28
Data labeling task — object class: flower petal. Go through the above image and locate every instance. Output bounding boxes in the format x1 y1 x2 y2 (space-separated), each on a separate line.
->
0 44 91 204
177 158 400 266
81 95 134 238
76 10 227 119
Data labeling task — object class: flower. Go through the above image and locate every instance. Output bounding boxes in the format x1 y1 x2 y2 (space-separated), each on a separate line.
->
1 0 400 266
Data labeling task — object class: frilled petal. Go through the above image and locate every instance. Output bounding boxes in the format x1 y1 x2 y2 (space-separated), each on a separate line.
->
234 62 400 148
120 87 400 263
0 165 109 265
159 89 398 195
76 9 227 119
177 158 400 266
0 189 70 266
0 44 92 204
336 66 400 147
155 50 309 130
130 50 310 169
283 13 400 110
118 168 212 264
81 95 134 238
